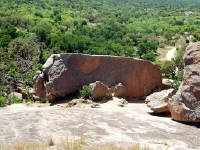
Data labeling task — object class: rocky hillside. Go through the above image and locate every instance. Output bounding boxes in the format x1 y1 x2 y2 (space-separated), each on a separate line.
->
0 0 200 92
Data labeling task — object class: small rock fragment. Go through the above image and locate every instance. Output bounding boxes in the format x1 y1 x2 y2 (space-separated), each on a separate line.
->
89 81 112 100
91 103 100 108
113 83 127 97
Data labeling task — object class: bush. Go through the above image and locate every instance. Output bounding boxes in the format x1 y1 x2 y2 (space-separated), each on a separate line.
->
160 61 176 79
170 80 181 90
8 36 40 60
0 35 11 47
11 96 22 104
0 85 6 93
79 85 92 99
0 96 7 107
141 51 156 62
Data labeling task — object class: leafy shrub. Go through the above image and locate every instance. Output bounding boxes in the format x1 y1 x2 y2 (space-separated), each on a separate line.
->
0 35 11 47
106 94 113 100
0 86 7 104
8 36 40 60
160 61 176 79
170 70 184 90
170 80 181 90
79 85 92 99
0 96 7 107
11 96 22 104
141 51 156 62
0 85 6 93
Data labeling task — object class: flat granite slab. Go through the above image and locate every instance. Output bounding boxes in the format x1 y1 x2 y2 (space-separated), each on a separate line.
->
0 101 200 150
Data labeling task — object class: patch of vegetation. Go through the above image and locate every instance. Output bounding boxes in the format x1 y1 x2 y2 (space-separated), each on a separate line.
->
0 0 199 89
157 43 186 89
0 96 7 107
0 137 156 150
0 85 6 93
169 70 184 90
0 85 7 107
106 94 113 100
11 96 23 104
79 85 92 99
66 103 75 108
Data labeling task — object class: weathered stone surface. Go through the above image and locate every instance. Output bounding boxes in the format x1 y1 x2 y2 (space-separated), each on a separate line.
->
67 99 78 106
168 42 200 122
33 71 46 99
34 54 162 100
89 81 112 99
162 78 174 89
113 83 127 97
91 103 101 108
145 89 176 113
0 104 200 150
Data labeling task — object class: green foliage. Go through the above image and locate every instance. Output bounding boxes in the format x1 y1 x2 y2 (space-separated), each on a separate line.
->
0 85 7 107
106 94 113 100
160 61 176 79
160 44 185 80
137 40 159 58
8 35 39 60
0 85 6 93
170 80 181 90
11 96 23 104
34 23 51 42
0 96 7 107
79 85 92 99
0 35 11 47
141 51 157 62
177 70 184 81
0 23 17 38
0 23 17 47
66 103 74 108
159 42 186 90
0 0 199 88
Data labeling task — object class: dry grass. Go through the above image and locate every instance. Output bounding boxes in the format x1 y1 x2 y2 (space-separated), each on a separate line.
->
0 138 153 150
0 141 48 150
92 144 151 150
60 137 87 150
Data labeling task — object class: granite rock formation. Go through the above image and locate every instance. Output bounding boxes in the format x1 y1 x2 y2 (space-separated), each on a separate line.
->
168 42 200 122
34 54 162 100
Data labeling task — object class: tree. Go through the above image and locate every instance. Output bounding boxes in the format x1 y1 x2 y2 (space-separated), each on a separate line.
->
0 23 17 38
160 61 176 79
34 24 51 42
0 35 11 47
55 15 62 22
141 51 156 62
81 20 87 26
137 39 158 59
73 20 78 27
8 36 40 60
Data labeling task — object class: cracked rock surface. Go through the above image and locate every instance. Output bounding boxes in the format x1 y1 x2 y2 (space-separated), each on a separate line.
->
0 101 200 150
34 54 162 100
169 42 200 122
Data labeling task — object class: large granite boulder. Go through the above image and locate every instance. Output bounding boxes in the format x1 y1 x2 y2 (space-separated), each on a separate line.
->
168 42 200 122
145 89 176 113
34 54 162 100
